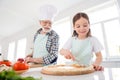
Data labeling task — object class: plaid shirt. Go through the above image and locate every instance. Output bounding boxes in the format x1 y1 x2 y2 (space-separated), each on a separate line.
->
34 28 59 65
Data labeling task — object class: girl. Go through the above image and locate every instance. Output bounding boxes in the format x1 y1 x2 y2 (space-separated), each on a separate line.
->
60 12 103 71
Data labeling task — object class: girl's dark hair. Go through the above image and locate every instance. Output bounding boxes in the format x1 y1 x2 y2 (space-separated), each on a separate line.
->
72 12 91 37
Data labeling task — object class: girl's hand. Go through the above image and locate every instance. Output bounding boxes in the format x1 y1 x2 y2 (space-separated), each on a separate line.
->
92 64 104 71
63 50 75 60
60 49 75 60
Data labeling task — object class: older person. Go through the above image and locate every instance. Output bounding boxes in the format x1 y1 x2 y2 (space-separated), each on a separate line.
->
25 5 59 65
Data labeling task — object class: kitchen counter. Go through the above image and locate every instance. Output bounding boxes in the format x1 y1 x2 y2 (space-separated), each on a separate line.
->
21 67 119 80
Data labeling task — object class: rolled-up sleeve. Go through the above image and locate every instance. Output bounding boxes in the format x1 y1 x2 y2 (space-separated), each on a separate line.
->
43 34 59 64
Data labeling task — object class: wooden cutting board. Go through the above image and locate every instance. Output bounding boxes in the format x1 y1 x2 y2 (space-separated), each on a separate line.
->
41 64 95 75
28 63 43 68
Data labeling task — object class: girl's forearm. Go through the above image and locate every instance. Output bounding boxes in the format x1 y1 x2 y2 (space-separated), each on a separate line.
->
93 52 102 66
94 57 102 66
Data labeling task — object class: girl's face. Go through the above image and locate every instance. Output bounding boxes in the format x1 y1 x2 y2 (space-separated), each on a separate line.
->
74 17 90 39
39 20 52 32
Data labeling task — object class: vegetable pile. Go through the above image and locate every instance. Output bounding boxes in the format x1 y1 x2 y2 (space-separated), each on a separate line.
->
0 58 42 80
0 70 42 80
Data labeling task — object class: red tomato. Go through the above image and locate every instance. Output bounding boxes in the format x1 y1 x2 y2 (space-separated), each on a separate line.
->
13 58 29 71
0 60 12 66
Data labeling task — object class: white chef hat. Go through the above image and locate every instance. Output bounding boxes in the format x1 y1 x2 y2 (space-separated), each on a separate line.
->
38 4 58 21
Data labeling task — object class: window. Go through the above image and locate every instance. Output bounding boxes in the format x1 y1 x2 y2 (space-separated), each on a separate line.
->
86 0 120 60
8 42 15 62
7 38 27 61
104 19 120 57
16 38 26 60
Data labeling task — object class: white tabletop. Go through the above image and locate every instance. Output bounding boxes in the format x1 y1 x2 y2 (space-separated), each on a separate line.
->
21 67 119 80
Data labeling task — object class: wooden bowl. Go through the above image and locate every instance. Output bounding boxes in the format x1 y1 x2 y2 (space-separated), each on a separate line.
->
15 69 28 74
